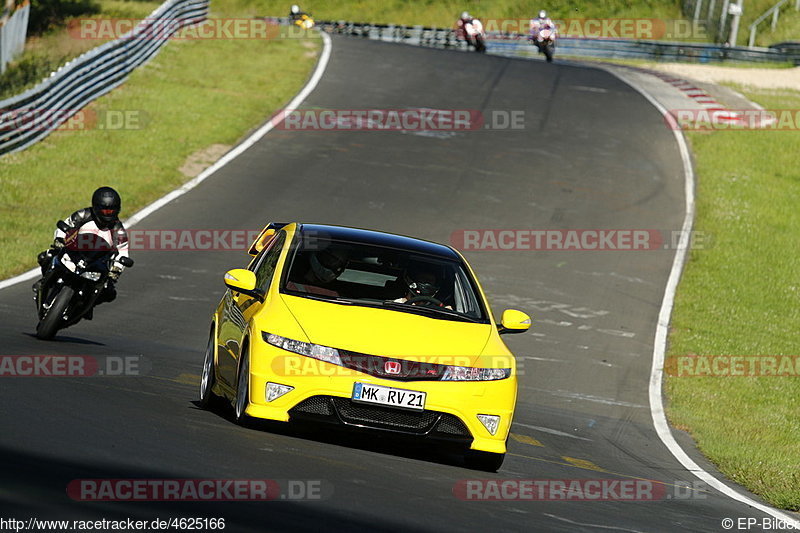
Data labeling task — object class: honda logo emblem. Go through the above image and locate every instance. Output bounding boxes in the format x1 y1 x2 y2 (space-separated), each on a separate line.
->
384 361 401 375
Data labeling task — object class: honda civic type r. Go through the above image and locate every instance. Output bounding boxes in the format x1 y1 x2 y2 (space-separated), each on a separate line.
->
199 222 531 470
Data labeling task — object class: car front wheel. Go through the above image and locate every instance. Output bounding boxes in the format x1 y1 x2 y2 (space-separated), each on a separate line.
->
234 344 251 424
199 329 219 409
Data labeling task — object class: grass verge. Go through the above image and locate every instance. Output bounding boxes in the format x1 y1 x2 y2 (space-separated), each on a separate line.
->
0 2 319 278
666 87 800 510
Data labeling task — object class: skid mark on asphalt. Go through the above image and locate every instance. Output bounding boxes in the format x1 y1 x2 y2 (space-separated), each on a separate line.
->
528 388 647 408
510 433 544 447
513 421 592 441
510 452 714 499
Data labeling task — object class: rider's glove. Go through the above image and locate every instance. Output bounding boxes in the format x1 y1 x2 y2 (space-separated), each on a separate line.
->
108 266 123 282
51 238 65 249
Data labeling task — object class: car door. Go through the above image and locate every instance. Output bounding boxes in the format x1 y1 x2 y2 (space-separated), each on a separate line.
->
218 231 286 387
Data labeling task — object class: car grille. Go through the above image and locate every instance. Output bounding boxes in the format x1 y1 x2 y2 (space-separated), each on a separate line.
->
332 397 438 430
289 395 472 439
339 351 447 381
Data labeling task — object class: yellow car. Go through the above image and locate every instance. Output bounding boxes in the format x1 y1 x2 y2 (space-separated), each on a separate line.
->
200 223 530 471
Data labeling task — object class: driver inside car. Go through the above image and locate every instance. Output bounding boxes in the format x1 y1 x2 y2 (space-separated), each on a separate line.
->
286 248 348 297
393 268 453 309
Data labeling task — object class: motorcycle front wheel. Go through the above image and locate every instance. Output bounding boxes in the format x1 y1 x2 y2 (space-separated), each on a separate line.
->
36 286 73 340
544 42 554 62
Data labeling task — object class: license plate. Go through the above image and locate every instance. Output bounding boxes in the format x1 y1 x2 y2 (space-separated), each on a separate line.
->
352 382 426 411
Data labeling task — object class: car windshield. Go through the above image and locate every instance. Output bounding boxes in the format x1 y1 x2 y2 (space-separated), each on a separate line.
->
281 234 488 322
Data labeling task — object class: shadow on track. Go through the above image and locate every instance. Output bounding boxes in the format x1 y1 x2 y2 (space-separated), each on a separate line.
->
0 445 439 532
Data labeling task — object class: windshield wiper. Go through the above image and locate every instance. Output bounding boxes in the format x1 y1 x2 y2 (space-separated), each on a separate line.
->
380 300 481 323
283 291 357 305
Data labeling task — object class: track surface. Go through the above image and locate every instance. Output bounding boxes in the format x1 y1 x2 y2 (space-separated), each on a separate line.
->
0 37 774 531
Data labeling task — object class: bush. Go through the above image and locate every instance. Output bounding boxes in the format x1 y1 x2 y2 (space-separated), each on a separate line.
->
28 0 100 35
0 53 65 98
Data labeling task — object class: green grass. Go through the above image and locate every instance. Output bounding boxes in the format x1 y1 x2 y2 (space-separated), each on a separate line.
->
0 1 319 278
737 0 800 47
666 87 800 510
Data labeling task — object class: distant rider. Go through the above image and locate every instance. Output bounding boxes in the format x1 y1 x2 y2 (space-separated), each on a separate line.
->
34 186 130 307
529 10 556 41
289 4 309 22
456 11 485 51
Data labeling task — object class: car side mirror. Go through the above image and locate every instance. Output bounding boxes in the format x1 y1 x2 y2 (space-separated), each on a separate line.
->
223 269 261 298
498 309 531 335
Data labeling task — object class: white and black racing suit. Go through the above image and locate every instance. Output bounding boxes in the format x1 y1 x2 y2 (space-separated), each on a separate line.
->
37 208 130 304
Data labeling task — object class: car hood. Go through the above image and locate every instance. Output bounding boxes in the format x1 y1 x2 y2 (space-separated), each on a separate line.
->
279 294 491 364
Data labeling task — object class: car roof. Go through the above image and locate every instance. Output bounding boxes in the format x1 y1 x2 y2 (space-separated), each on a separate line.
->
297 224 461 260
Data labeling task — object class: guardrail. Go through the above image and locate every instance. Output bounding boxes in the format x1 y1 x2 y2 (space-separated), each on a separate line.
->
748 0 800 47
0 1 29 73
311 19 800 65
0 0 208 156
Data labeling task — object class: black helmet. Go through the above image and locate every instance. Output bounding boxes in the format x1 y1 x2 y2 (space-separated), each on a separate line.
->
310 248 348 283
406 268 439 298
91 186 121 227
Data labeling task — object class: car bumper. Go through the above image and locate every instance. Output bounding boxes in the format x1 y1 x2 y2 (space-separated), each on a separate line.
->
244 344 517 454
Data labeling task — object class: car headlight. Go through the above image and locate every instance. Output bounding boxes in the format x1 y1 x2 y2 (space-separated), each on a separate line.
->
80 271 102 281
263 332 343 366
440 366 511 381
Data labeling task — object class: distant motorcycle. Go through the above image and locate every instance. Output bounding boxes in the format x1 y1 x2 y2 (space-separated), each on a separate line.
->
530 26 556 62
457 18 486 52
293 13 314 29
34 220 133 340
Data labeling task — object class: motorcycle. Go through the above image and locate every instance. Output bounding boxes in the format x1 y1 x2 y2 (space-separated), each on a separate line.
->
531 26 556 62
33 220 133 340
292 13 314 29
464 19 486 53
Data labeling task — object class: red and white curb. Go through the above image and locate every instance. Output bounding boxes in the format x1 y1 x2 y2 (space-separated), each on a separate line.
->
647 70 775 128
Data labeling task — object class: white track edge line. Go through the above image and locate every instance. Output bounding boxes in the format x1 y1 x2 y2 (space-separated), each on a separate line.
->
603 65 800 527
0 31 332 292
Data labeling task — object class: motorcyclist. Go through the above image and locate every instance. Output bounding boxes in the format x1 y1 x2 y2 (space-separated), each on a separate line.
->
34 186 129 309
289 4 308 22
456 11 485 51
529 10 556 41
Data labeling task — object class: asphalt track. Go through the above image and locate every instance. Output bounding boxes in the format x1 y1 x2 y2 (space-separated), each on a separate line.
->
0 36 782 531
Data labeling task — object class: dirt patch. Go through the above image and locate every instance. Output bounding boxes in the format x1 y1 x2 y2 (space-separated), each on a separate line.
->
649 64 800 90
179 144 231 178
